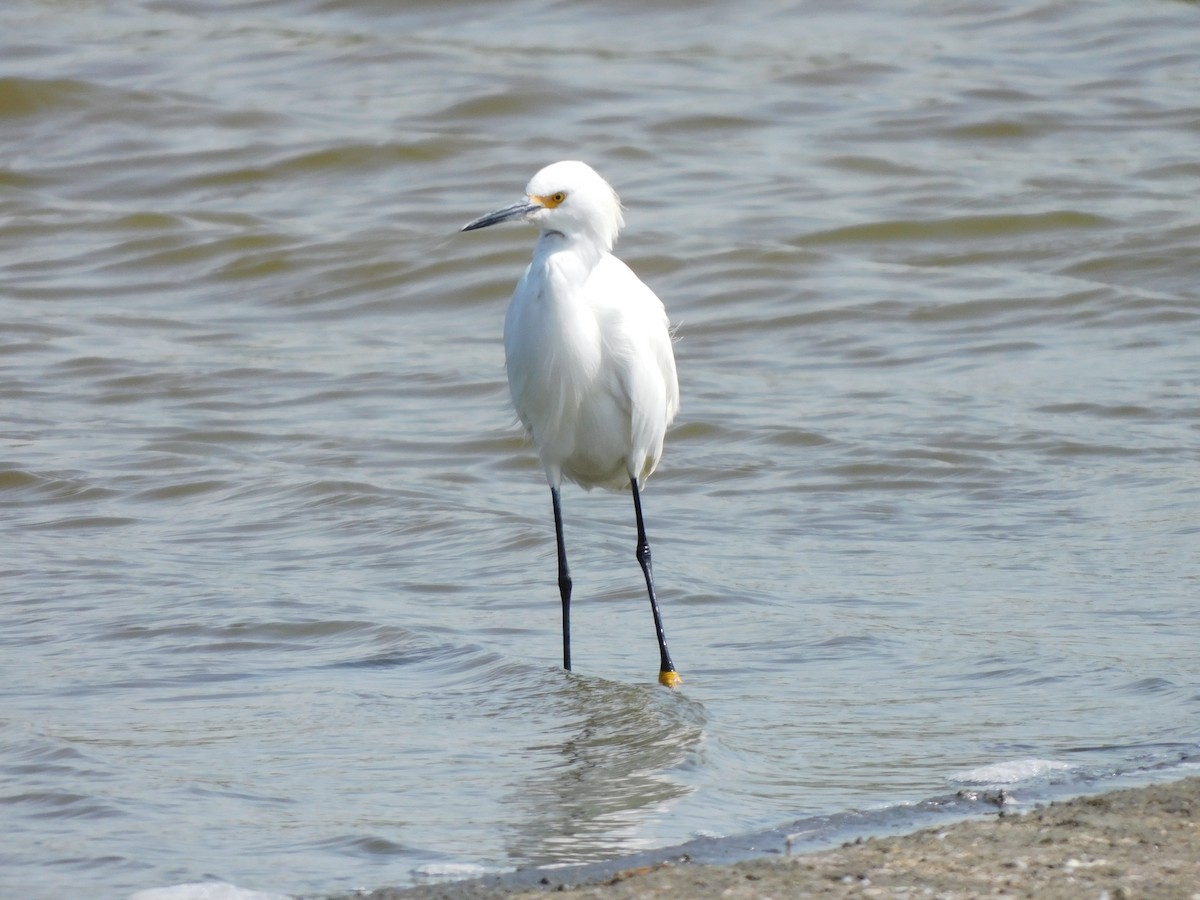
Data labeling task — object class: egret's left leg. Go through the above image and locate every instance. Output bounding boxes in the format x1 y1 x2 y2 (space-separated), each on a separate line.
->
631 479 680 687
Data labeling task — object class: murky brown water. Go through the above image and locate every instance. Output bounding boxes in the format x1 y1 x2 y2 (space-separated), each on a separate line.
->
3 0 1199 897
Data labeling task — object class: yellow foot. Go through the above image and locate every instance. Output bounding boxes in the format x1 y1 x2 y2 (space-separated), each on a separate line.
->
658 669 682 688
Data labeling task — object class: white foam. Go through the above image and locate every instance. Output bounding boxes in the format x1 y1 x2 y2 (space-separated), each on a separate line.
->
128 884 293 900
411 862 495 880
950 759 1075 785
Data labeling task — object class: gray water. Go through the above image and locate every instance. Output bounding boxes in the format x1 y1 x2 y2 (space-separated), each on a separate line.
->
3 0 1199 897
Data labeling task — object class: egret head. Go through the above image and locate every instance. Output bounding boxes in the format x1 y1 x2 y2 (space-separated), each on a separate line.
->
461 160 625 251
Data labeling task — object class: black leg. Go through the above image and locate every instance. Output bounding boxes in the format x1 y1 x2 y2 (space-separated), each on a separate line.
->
551 487 572 671
631 479 680 686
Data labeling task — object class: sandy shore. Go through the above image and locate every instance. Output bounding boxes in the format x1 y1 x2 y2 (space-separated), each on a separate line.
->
337 775 1200 900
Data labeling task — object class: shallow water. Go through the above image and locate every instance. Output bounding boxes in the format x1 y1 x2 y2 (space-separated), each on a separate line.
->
2 0 1199 897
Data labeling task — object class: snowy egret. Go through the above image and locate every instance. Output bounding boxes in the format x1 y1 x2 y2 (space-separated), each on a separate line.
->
461 160 681 687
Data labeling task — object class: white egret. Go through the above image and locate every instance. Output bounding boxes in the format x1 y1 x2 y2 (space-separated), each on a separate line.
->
461 160 681 687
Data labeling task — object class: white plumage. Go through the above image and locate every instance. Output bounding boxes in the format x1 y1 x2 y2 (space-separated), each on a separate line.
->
461 160 681 685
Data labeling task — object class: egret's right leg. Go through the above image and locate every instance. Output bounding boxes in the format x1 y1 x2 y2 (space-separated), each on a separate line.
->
551 487 572 671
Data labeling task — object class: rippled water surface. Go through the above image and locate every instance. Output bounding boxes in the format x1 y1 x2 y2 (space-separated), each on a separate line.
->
3 0 1199 897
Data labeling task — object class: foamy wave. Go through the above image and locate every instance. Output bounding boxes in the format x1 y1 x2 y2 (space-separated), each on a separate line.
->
411 862 496 880
128 883 293 900
950 759 1075 785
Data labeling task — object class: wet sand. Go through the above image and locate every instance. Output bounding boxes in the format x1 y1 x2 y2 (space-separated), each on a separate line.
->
338 776 1200 899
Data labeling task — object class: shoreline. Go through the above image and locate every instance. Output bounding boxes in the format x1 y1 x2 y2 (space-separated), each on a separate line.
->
335 775 1200 899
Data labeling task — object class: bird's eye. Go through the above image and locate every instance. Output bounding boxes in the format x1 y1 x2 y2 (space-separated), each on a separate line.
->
534 191 567 209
